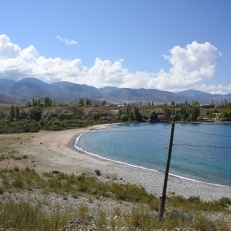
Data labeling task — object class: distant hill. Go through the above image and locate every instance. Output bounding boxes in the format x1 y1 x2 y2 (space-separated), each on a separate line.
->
16 78 55 90
176 89 214 99
0 79 17 88
177 89 231 104
0 77 231 105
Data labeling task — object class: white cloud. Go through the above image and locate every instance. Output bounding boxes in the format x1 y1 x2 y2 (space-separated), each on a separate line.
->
148 41 222 91
0 34 83 82
87 58 132 87
0 34 21 59
56 35 78 45
198 84 231 94
0 34 230 94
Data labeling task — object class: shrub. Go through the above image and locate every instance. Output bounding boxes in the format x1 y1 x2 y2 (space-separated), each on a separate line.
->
92 112 100 121
53 120 61 126
40 120 45 126
51 125 63 131
218 197 231 207
96 209 107 227
121 114 128 122
13 166 20 172
149 110 158 121
193 215 217 231
58 113 74 121
29 108 42 121
95 169 101 176
25 167 30 172
77 204 90 221
0 154 5 161
188 196 200 203
12 177 23 188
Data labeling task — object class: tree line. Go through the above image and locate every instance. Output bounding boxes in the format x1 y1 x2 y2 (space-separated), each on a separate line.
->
1 97 231 134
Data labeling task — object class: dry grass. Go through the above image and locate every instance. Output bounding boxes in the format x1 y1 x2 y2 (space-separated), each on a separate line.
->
0 167 230 230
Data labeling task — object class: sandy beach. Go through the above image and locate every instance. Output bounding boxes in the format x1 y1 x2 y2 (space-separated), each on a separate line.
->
2 124 231 201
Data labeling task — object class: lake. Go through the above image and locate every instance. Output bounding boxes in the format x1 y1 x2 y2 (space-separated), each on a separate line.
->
75 122 231 187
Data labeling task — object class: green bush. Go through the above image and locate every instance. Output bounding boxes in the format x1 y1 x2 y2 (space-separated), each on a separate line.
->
121 114 128 122
217 197 231 207
95 169 101 176
12 177 23 188
188 196 201 203
92 112 100 121
58 113 74 121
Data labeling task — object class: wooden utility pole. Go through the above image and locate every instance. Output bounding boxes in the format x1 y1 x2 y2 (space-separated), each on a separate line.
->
158 116 176 221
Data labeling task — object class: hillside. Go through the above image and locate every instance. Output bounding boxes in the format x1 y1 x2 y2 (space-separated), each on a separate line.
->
1 78 231 104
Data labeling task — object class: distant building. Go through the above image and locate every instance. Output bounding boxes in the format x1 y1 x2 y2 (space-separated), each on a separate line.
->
200 104 213 108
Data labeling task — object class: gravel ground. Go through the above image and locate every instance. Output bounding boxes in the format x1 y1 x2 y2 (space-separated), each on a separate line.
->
89 164 231 201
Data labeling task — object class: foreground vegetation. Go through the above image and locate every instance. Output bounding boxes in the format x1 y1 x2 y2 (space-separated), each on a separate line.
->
0 167 230 230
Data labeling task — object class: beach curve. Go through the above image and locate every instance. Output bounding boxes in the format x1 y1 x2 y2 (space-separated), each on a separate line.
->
17 124 231 201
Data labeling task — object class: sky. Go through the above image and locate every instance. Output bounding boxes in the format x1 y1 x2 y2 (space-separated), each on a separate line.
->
0 0 231 94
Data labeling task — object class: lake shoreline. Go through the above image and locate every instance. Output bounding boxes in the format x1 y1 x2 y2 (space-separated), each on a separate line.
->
76 139 231 190
2 124 230 201
74 129 231 201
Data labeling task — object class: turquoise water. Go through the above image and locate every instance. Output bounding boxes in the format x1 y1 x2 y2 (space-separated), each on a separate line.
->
75 122 231 187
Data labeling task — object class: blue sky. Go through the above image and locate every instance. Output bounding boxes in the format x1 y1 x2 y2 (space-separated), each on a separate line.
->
0 0 231 94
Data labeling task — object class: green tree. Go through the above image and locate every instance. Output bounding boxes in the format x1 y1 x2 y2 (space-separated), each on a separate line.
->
133 106 142 122
126 106 131 121
149 110 158 121
180 106 188 121
117 109 122 120
86 99 91 106
92 112 100 121
29 108 42 121
10 106 15 119
130 112 135 121
121 114 128 122
15 106 19 121
221 109 231 121
44 97 52 107
79 98 84 106
102 100 106 106
6 114 13 122
189 106 200 121
163 108 172 121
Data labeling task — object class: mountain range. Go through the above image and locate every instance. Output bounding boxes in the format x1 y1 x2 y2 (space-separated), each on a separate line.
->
0 78 231 105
